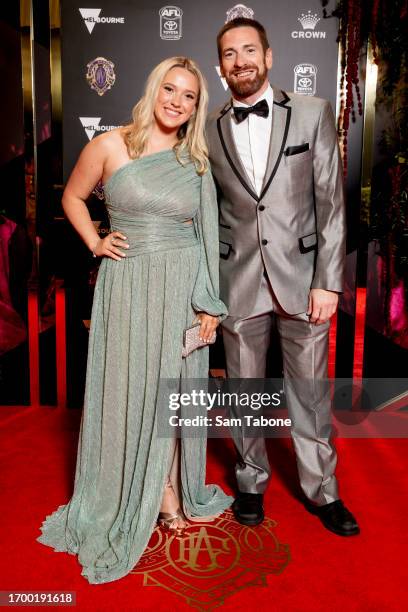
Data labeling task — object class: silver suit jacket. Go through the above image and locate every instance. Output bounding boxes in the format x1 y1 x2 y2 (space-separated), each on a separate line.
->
206 86 346 317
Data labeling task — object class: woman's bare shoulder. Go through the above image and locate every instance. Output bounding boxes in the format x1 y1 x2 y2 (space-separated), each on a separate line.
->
92 127 126 150
82 127 128 163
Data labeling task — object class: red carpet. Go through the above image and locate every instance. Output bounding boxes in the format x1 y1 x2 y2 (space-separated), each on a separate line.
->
0 405 407 611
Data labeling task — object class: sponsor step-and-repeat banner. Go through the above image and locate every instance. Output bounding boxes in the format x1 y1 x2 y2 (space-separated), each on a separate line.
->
60 1 340 402
61 0 339 178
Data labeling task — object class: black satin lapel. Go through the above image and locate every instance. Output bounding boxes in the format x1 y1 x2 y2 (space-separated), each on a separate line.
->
217 109 259 202
260 101 291 200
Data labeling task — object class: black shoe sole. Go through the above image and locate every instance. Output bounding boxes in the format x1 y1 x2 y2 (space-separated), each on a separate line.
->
232 511 264 526
320 521 360 537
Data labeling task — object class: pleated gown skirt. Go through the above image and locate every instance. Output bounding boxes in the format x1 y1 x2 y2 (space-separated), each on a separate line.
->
37 151 233 584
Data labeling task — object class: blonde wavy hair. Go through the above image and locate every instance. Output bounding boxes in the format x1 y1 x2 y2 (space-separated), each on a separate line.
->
122 57 209 175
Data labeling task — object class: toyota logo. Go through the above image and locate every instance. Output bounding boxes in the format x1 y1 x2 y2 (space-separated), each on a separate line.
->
164 20 178 30
298 77 312 87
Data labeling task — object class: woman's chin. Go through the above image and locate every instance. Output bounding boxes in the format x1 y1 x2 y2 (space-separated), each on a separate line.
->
155 118 187 134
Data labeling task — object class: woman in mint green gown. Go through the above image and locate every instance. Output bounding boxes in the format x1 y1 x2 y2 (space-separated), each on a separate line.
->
37 57 233 584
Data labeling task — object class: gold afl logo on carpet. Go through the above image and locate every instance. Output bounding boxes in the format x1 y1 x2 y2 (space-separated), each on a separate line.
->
131 510 290 610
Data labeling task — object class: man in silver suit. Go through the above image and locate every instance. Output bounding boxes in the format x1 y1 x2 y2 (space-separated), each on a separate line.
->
207 17 359 536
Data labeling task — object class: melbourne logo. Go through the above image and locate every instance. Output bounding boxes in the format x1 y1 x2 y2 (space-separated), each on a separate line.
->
159 6 183 40
226 4 254 22
79 117 121 141
291 10 326 39
294 63 318 95
86 57 116 96
79 8 125 34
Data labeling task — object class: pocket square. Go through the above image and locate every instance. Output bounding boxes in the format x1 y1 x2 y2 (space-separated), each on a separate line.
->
298 232 317 254
285 143 309 156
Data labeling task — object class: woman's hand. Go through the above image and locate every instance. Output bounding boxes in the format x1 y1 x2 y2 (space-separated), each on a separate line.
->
93 231 129 261
193 313 220 342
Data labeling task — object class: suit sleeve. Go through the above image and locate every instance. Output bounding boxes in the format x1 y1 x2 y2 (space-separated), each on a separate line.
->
191 169 228 320
311 100 346 292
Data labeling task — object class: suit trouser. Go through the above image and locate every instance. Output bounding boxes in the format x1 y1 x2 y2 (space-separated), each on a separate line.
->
221 273 339 505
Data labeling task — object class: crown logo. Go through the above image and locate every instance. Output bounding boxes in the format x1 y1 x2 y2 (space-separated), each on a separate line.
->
298 10 320 30
226 4 254 22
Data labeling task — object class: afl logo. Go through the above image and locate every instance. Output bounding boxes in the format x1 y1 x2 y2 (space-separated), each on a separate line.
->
294 63 317 96
159 6 183 40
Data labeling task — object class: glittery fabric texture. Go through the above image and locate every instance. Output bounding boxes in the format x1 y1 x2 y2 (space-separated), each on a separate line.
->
37 149 232 584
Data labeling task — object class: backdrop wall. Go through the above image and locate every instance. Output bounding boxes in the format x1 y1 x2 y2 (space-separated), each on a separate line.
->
61 0 340 178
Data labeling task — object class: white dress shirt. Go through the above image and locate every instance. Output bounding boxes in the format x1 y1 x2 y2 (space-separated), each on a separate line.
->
230 84 273 195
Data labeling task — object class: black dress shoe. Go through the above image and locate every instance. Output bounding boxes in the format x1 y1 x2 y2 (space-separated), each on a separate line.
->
232 492 264 526
305 499 360 536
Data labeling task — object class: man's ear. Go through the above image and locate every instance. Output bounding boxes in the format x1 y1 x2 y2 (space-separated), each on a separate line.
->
219 62 225 78
266 48 273 70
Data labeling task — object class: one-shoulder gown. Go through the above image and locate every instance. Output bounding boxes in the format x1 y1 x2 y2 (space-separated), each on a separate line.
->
37 149 233 584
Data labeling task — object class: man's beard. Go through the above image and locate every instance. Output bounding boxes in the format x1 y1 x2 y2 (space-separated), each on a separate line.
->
225 63 268 98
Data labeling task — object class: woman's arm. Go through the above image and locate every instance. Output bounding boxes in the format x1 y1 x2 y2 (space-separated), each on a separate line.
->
62 135 127 261
192 169 228 340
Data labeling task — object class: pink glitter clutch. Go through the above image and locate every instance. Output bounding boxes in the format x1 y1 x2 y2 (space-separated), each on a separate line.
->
182 322 216 358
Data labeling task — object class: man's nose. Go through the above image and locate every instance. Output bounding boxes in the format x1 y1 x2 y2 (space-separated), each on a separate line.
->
234 52 246 67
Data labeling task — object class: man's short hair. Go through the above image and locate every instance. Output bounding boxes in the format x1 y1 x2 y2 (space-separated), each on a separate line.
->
217 18 270 60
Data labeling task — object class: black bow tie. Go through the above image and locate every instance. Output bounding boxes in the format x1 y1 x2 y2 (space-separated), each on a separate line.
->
233 99 269 123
